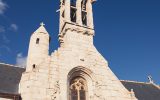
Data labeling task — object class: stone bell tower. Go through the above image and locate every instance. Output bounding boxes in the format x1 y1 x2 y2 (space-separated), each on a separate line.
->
47 0 138 100
20 0 138 100
58 0 95 46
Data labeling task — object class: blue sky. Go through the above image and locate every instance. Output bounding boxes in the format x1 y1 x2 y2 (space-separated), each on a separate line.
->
0 0 160 84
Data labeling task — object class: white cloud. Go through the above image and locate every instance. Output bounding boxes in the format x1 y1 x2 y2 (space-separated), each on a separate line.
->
0 0 7 15
16 53 27 68
10 24 18 32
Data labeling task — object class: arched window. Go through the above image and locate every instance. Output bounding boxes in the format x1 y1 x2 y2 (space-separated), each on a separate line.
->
70 0 77 22
69 77 87 100
81 0 87 25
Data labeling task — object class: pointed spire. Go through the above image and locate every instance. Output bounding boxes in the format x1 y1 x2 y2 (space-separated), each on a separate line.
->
34 22 49 34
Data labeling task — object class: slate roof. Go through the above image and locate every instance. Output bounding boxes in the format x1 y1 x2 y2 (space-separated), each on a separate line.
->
121 80 160 100
0 63 25 94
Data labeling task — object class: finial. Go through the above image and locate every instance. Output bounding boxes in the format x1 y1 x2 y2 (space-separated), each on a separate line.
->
148 75 154 84
40 22 45 26
130 89 135 98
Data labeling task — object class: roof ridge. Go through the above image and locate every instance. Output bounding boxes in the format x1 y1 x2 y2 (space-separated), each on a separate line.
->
120 80 151 84
0 62 24 68
121 80 160 87
152 83 160 90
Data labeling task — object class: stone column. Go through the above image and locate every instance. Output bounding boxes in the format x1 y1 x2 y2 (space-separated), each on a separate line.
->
59 2 64 32
76 0 82 25
87 0 94 29
65 0 71 22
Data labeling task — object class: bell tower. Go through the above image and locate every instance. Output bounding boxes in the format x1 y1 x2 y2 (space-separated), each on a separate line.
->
20 1 138 100
58 0 96 46
59 0 95 29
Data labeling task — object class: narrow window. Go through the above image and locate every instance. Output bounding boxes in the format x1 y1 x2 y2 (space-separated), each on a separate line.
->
81 0 87 25
33 64 36 69
62 10 65 18
36 38 40 44
70 0 77 23
82 11 87 25
71 8 77 22
70 77 87 100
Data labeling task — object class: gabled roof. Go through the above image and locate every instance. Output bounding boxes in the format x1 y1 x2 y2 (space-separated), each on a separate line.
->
121 80 160 100
0 63 25 94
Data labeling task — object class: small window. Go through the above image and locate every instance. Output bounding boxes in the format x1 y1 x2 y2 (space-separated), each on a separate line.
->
81 0 87 26
70 0 77 23
33 64 36 69
62 11 65 18
82 11 87 25
71 7 77 23
36 38 40 44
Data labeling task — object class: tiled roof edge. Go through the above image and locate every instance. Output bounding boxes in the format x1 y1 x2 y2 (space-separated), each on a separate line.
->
0 62 25 69
120 80 151 84
152 83 160 90
121 80 160 88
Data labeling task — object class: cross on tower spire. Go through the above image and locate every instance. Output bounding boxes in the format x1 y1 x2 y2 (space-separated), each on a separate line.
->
148 75 154 83
40 22 45 26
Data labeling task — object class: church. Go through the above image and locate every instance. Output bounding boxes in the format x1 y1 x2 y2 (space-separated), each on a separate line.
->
0 0 160 100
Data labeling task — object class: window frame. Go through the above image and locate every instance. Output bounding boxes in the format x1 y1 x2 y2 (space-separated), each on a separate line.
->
69 77 87 100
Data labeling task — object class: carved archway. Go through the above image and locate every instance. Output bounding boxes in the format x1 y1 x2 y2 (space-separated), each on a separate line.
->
67 66 95 100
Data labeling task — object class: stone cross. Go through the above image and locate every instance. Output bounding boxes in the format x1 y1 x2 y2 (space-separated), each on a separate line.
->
148 75 154 83
40 22 45 26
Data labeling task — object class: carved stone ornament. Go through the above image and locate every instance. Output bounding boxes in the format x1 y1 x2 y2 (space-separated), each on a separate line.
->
51 81 60 100
93 81 106 100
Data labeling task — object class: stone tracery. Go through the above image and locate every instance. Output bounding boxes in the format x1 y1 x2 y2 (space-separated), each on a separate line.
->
70 77 87 100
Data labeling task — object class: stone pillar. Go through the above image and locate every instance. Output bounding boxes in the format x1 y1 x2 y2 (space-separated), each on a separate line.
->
87 0 94 29
59 1 65 32
65 0 71 22
76 0 82 25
